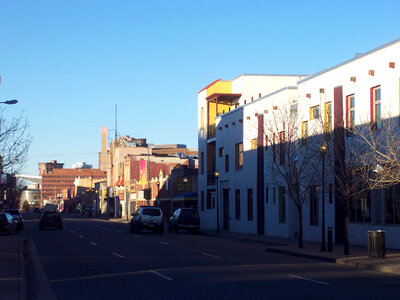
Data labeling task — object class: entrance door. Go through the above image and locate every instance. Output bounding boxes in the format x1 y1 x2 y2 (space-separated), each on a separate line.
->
223 189 230 230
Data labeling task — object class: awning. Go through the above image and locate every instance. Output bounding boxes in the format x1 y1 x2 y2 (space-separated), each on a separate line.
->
173 192 198 201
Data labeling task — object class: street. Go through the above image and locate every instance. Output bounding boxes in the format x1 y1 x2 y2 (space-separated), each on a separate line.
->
22 213 400 300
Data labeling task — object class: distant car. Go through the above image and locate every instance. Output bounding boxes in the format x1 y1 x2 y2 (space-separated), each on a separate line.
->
0 212 19 235
4 209 23 231
39 211 63 230
168 208 200 233
130 206 164 234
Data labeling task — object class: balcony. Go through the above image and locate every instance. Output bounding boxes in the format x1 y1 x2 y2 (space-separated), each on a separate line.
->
207 124 216 139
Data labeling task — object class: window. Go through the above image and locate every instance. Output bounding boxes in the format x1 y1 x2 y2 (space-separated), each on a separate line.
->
251 138 258 150
206 190 212 209
235 190 240 220
328 184 333 204
309 105 320 120
384 185 400 224
200 107 204 130
324 102 332 135
371 86 381 129
273 187 276 203
279 131 285 165
346 95 355 131
247 188 253 221
310 185 319 225
272 133 276 163
200 152 204 175
235 142 243 170
219 147 224 157
225 155 229 172
201 191 204 211
350 190 371 223
278 187 285 223
301 121 308 145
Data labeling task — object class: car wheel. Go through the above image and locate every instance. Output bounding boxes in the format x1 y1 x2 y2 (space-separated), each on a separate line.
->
168 224 172 232
39 225 43 230
174 225 178 233
130 224 135 233
58 225 63 230
159 225 164 234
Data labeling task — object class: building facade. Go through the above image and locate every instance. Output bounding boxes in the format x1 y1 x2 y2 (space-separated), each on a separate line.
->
197 38 400 248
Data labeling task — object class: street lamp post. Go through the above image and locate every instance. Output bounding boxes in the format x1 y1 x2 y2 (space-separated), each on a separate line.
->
183 177 188 203
320 141 328 252
214 171 220 233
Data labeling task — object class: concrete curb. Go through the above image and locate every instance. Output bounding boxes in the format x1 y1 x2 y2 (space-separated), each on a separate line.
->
265 247 337 263
26 238 57 300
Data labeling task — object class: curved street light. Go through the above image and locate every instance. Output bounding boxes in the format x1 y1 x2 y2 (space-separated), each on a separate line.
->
0 100 18 105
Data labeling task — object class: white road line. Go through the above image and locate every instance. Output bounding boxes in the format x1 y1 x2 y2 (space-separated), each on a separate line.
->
90 242 97 246
70 230 74 233
289 274 330 286
78 235 84 238
159 242 169 245
117 230 122 233
132 234 140 239
201 252 221 259
150 270 173 281
104 227 110 230
112 252 124 258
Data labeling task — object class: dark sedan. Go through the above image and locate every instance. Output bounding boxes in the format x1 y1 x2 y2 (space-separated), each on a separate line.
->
3 209 23 230
39 212 63 230
168 208 200 233
0 212 19 235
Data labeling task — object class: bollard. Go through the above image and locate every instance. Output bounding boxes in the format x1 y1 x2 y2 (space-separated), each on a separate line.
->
328 227 333 252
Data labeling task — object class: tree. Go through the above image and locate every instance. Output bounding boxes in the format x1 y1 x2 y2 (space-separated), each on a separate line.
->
0 108 32 174
22 199 30 212
264 101 322 248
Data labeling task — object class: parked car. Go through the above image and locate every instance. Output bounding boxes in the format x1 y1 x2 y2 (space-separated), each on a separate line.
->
130 206 164 234
168 208 200 233
39 211 63 230
0 212 19 235
4 209 23 230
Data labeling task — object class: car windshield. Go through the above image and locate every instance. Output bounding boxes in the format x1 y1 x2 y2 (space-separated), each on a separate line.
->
142 208 161 216
4 209 20 216
180 209 198 218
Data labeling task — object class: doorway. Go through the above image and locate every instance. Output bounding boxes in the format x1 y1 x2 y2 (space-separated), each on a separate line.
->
223 189 230 230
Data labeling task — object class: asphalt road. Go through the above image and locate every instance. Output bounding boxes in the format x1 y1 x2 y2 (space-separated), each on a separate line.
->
22 213 400 300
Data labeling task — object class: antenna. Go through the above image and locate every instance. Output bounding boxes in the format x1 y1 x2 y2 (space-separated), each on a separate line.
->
115 104 118 140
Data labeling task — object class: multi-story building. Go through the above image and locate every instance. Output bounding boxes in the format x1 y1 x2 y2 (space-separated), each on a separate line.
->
41 167 106 204
197 38 400 248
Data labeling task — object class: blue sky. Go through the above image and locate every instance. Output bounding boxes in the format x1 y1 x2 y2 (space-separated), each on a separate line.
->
1 0 399 175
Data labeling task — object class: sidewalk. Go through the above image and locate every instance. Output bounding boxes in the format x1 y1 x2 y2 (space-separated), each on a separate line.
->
0 233 25 300
204 230 400 276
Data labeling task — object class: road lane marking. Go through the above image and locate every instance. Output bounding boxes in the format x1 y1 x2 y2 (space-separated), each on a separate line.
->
160 242 169 245
112 252 124 258
78 235 84 238
201 252 221 259
150 270 173 281
117 230 122 233
70 230 74 233
289 274 330 286
132 234 140 239
90 242 97 246
104 227 110 230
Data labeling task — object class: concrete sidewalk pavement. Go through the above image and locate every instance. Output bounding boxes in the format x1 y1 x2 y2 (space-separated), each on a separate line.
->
204 230 400 276
0 233 25 300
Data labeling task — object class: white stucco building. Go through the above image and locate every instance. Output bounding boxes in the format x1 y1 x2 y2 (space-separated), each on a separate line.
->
197 38 400 248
